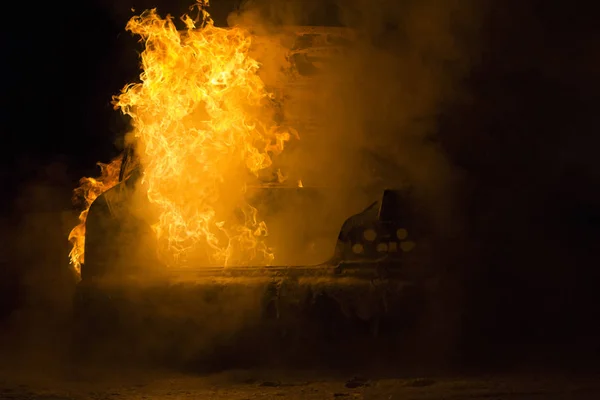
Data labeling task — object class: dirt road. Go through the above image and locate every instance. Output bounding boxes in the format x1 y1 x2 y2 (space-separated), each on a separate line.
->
1 369 599 400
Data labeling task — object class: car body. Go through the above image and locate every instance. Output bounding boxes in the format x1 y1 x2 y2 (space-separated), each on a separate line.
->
72 26 437 367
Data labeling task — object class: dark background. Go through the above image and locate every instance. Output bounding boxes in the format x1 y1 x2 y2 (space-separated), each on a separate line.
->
1 0 599 371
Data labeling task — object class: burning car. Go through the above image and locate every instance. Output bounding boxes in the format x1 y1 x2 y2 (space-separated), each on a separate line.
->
70 6 438 367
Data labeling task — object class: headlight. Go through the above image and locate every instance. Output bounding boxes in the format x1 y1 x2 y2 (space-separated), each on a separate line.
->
396 228 408 240
363 228 377 241
400 241 416 252
352 243 364 254
376 243 388 252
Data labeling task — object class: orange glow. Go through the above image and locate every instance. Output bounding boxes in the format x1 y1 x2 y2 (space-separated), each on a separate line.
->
112 1 292 267
68 1 296 274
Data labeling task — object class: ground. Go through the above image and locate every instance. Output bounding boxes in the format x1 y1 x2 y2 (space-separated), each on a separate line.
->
2 369 600 400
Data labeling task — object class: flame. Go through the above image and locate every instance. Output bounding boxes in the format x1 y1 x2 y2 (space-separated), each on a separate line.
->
111 1 292 267
68 157 122 274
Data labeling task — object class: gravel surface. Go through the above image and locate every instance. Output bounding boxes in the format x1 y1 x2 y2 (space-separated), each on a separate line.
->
1 369 600 400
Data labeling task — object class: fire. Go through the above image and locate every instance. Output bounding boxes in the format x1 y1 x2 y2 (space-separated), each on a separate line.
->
68 0 294 273
111 1 292 267
68 157 122 274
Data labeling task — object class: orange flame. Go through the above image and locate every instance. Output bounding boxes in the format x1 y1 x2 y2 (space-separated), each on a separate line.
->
68 157 122 274
111 1 292 266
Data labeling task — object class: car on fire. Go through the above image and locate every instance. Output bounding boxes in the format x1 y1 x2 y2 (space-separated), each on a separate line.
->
72 25 439 367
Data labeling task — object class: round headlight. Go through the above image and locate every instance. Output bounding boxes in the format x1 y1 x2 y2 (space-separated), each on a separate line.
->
396 228 408 240
363 228 377 241
400 241 416 252
376 243 388 253
352 243 364 254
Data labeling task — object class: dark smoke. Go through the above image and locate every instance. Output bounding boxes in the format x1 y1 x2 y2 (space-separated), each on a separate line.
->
224 0 486 367
229 0 483 234
5 0 599 379
1 0 488 375
0 161 79 377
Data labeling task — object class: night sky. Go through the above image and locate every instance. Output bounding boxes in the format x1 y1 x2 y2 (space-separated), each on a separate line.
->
1 0 600 367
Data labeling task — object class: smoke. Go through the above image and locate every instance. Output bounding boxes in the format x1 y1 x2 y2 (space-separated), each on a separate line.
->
225 0 484 263
87 0 485 265
0 160 79 377
6 0 600 377
224 0 486 368
0 0 486 375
